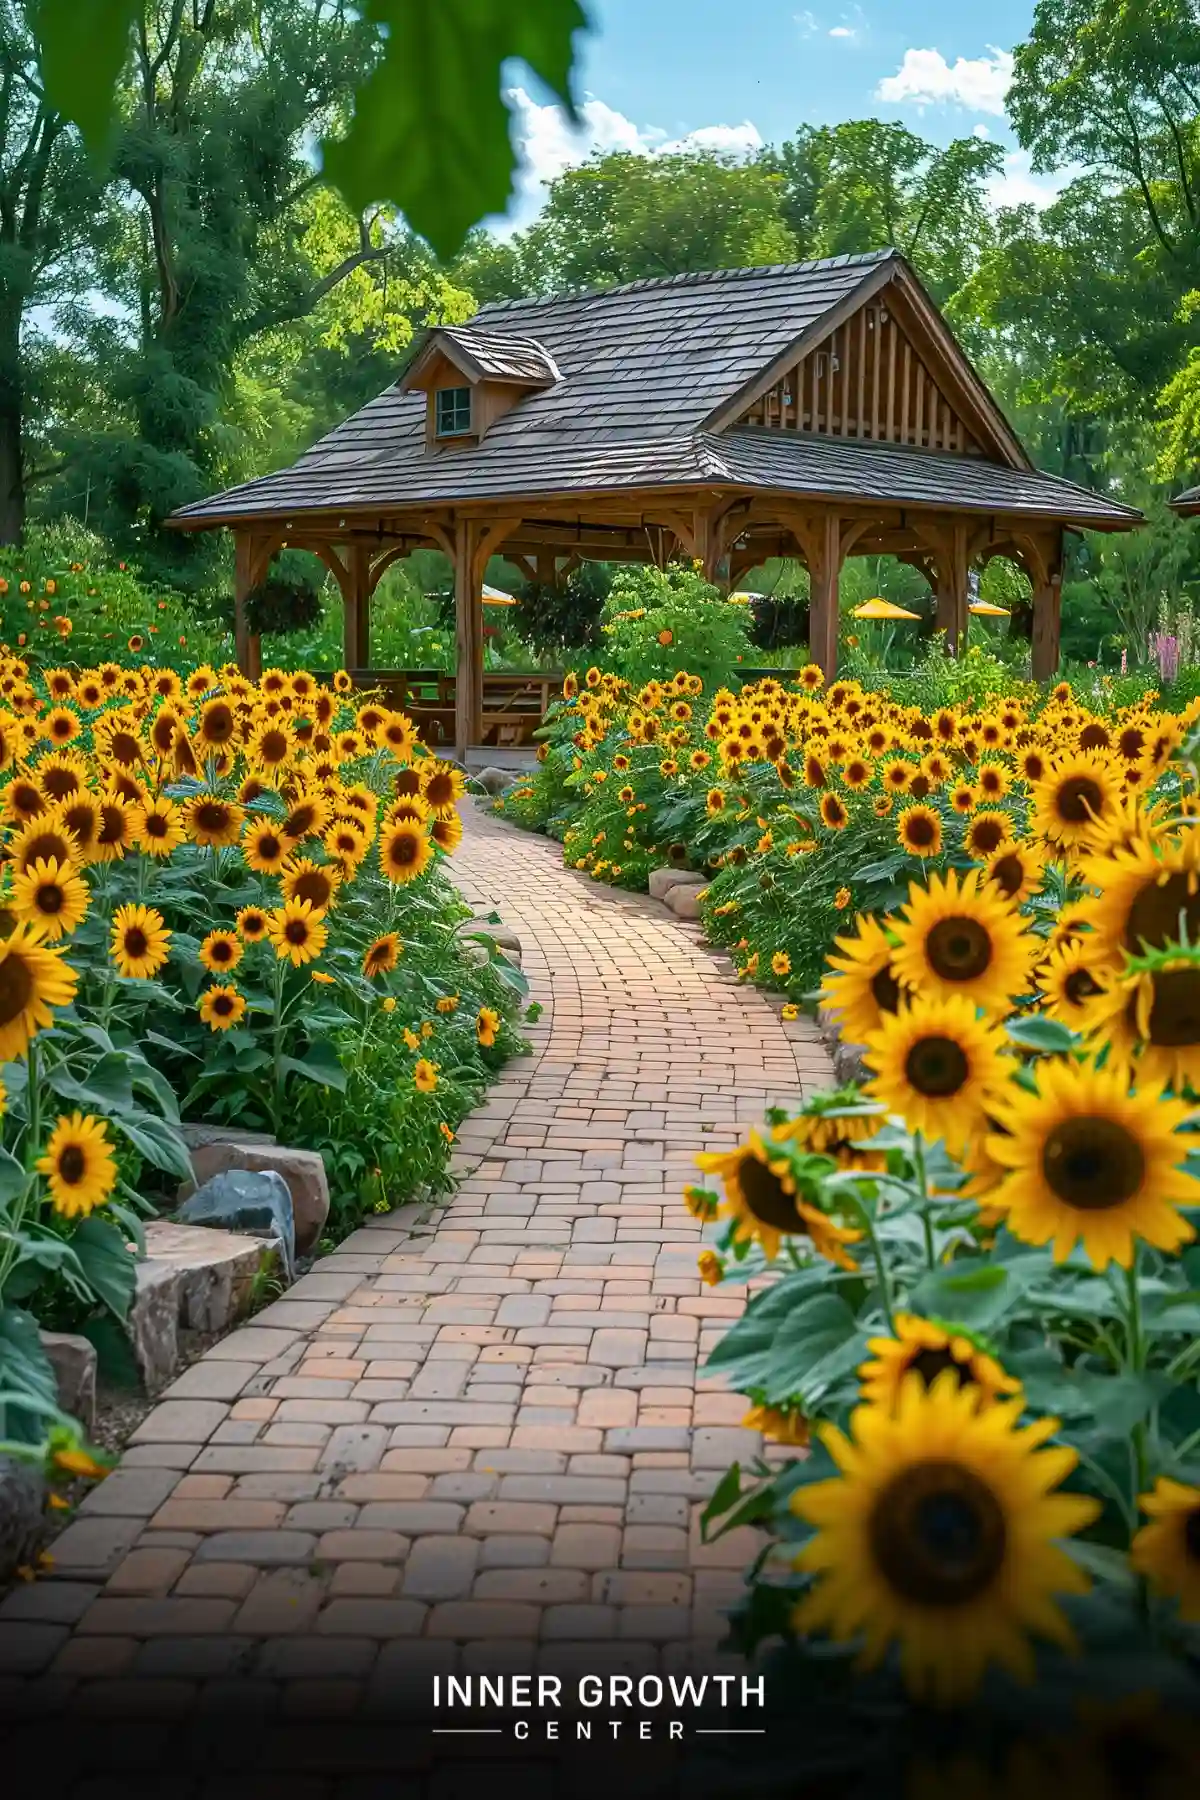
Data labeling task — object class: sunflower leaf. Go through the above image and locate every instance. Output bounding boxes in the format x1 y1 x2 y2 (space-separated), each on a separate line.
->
1004 1015 1080 1054
70 1215 137 1323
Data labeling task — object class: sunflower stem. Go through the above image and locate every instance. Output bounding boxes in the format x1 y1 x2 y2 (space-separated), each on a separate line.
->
1125 1254 1151 1510
0 1039 41 1299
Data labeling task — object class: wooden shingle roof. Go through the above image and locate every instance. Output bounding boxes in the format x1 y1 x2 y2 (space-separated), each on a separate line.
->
171 251 1138 533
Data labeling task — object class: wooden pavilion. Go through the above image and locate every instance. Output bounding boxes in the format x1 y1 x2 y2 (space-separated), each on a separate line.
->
1172 486 1200 516
171 250 1141 761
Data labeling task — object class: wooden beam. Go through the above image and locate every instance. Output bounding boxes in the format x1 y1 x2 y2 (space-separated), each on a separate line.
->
347 543 372 670
932 518 970 654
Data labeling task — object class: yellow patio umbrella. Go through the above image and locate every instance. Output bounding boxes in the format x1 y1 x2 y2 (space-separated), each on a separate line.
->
969 600 1011 616
482 583 517 606
852 596 922 621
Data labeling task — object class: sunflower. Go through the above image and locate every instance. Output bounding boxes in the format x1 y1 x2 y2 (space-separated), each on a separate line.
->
984 840 1045 905
771 950 791 977
862 996 1010 1154
706 789 726 817
790 1373 1098 1705
430 810 464 854
819 914 904 1045
110 903 171 979
380 819 432 885
10 857 89 941
1036 940 1107 1028
964 810 1013 860
198 984 246 1032
694 1129 861 1265
36 1113 116 1219
235 905 270 942
820 793 848 831
981 1057 1197 1268
881 757 914 794
897 804 942 858
249 718 295 772
363 933 401 977
323 819 367 865
199 930 242 975
891 869 1035 1015
1076 831 1200 965
42 705 81 746
414 1057 439 1093
280 856 340 914
185 794 244 849
477 1006 501 1048
133 796 185 859
8 812 79 875
1131 1479 1200 1621
1080 959 1200 1092
241 818 289 874
858 1315 1021 1413
5 776 45 822
1032 753 1122 852
266 898 328 967
949 782 978 816
196 696 238 750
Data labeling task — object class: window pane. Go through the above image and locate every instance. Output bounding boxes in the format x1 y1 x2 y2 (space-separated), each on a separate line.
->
436 387 472 435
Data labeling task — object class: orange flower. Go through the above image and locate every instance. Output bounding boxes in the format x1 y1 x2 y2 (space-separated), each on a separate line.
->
658 629 673 646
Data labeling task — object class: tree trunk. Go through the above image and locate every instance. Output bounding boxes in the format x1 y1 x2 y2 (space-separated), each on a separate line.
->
0 303 24 545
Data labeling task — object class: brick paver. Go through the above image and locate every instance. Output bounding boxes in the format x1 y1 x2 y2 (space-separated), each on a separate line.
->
2 803 832 1701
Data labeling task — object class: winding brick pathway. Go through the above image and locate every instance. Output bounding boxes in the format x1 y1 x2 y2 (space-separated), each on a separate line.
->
0 805 833 1714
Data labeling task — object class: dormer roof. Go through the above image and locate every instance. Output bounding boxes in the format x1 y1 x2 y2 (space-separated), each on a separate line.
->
401 325 560 392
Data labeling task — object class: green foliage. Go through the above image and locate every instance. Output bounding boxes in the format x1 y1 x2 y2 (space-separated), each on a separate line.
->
245 573 323 640
511 563 611 657
597 565 754 689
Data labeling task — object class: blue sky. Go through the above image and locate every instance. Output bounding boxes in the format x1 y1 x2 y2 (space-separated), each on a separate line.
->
499 0 1059 228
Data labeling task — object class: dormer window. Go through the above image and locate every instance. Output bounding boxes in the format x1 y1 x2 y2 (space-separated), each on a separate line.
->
435 386 473 438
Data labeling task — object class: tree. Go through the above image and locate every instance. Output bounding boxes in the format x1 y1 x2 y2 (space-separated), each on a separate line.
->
452 149 798 297
0 3 109 541
765 121 1003 305
47 2 469 579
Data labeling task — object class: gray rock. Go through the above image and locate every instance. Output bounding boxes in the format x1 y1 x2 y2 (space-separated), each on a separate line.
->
180 1123 277 1151
647 868 702 901
39 1332 97 1435
180 1146 328 1257
473 766 517 796
0 1454 46 1586
465 918 522 954
176 1169 295 1280
665 882 707 920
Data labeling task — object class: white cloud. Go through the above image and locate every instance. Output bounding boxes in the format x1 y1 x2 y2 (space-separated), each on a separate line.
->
829 25 855 37
828 6 866 42
876 46 1014 116
984 148 1069 211
500 86 762 231
795 10 820 35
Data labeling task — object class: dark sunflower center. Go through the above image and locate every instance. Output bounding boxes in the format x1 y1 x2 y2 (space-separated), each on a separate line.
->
1142 969 1200 1047
739 1153 804 1234
124 927 149 960
258 834 282 859
970 819 1006 856
37 884 64 914
389 834 419 868
905 813 937 849
1184 1507 1200 1563
908 1348 966 1389
292 873 332 908
1042 1115 1145 1210
1124 873 1200 955
211 940 234 964
285 920 309 946
905 1035 970 1098
990 853 1024 899
1055 776 1104 824
868 1460 1007 1606
927 917 992 982
195 803 227 833
145 814 168 838
871 966 902 1016
42 770 77 799
204 706 234 742
1064 968 1102 1006
58 1145 86 1184
0 951 34 1023
214 994 235 1017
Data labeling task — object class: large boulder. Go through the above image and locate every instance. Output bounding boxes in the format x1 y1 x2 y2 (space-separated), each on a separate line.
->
0 1454 46 1586
665 883 708 921
181 1145 327 1257
128 1217 273 1393
39 1331 97 1435
647 868 702 901
473 766 518 796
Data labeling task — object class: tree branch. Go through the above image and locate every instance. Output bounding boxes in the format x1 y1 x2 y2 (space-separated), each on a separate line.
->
230 229 390 348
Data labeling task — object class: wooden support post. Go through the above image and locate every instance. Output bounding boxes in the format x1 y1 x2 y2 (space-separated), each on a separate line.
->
1032 539 1064 681
453 518 482 766
935 519 970 655
804 512 842 679
233 532 262 678
347 543 371 671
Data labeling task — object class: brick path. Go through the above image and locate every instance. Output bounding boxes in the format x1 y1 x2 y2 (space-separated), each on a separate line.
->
1 804 834 1709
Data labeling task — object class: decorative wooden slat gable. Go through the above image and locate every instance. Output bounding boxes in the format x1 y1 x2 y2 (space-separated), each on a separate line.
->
736 288 981 455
